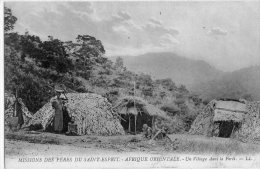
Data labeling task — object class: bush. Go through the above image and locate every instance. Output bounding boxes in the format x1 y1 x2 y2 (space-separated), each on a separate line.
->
161 104 180 116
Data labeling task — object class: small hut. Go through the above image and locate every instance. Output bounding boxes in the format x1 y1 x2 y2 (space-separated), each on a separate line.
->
114 96 169 134
189 99 260 143
28 93 125 136
4 93 33 128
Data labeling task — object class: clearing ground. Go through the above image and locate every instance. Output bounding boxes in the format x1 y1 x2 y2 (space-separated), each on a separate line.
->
5 131 260 169
5 131 260 156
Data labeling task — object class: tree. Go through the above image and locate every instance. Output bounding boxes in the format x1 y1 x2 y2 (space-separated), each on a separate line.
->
137 73 153 87
114 57 125 71
40 36 73 73
156 78 177 91
75 35 106 69
20 33 43 62
178 84 189 94
76 35 105 55
4 7 17 32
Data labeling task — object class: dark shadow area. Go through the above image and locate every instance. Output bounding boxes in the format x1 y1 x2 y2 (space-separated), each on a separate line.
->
29 123 43 131
216 121 240 138
120 112 152 134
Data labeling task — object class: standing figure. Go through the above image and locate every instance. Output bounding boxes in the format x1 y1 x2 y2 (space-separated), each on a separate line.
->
52 98 63 133
61 100 70 133
16 98 24 130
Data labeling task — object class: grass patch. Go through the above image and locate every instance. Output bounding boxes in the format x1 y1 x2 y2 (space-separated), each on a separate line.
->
174 136 260 154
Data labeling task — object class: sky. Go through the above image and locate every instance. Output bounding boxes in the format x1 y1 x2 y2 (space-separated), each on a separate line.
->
5 1 260 72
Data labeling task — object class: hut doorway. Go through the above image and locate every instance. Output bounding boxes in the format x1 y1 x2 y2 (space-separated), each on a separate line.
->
120 113 153 134
115 96 168 134
214 121 240 138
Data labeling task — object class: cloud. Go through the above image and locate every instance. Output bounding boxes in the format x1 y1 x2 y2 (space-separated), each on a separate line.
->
65 1 94 14
117 10 131 20
144 22 179 37
112 25 130 35
8 2 179 56
111 10 132 23
141 19 179 47
208 27 228 36
7 1 260 71
160 34 180 46
149 18 162 25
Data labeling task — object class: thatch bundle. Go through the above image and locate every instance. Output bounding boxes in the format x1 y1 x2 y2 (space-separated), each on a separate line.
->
237 101 260 142
4 93 33 126
114 96 168 119
189 100 216 136
28 93 125 136
189 99 260 143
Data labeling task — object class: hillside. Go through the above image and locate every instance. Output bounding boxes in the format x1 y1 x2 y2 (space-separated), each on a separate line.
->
192 66 260 101
110 52 223 88
111 52 260 101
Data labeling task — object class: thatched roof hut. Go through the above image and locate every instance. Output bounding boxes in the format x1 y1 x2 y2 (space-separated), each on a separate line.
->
114 96 168 133
189 99 260 143
28 93 125 136
4 93 33 127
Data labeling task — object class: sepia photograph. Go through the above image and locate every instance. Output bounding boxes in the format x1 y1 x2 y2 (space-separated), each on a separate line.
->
2 0 260 168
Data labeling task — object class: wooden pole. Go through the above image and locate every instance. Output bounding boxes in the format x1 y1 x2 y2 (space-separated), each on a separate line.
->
134 115 137 135
133 81 136 113
133 81 135 96
133 81 136 135
128 115 131 133
14 88 18 117
151 129 162 141
218 122 223 137
231 124 235 138
152 116 154 129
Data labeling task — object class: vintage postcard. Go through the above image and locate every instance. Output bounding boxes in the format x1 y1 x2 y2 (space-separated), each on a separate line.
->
2 0 260 168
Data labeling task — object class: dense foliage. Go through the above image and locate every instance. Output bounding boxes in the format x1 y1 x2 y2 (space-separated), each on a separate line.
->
4 7 17 32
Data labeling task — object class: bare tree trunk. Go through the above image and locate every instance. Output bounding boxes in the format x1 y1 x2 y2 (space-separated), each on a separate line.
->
128 115 131 133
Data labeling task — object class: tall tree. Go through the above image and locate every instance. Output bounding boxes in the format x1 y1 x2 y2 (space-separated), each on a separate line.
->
20 33 43 61
4 6 17 32
40 36 73 73
76 35 105 56
75 35 106 69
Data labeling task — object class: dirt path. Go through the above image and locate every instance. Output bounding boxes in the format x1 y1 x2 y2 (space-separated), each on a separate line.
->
5 131 260 156
4 131 260 169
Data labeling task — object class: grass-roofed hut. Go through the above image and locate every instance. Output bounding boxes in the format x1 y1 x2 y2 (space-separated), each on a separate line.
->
28 93 125 136
189 99 260 143
114 96 169 134
5 93 33 129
